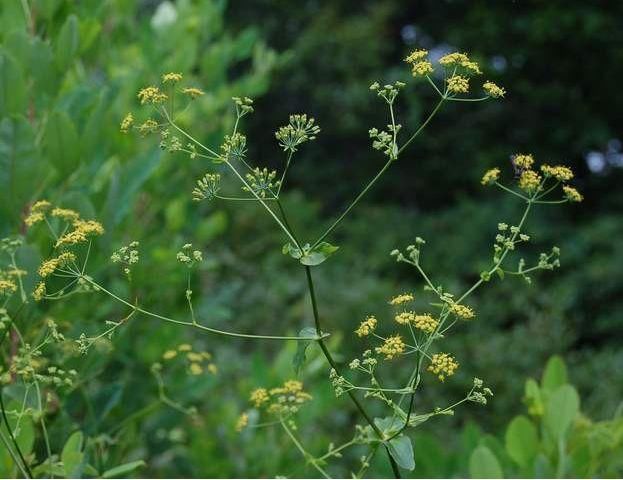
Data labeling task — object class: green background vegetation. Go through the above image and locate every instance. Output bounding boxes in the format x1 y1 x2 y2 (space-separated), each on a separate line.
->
0 0 622 477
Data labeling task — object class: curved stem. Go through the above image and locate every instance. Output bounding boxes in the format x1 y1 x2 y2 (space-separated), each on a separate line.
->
304 266 401 478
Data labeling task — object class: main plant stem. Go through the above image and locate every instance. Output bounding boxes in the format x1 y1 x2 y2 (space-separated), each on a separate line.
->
304 266 401 478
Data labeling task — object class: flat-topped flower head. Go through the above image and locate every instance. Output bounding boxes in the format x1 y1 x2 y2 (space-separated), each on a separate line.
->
481 168 501 186
483 81 506 98
413 314 439 334
182 87 205 99
449 303 475 319
137 86 168 104
355 316 377 337
389 293 414 305
250 388 269 407
405 49 429 64
411 61 433 77
563 185 583 202
518 170 542 194
428 353 459 381
162 72 183 84
541 164 574 182
120 113 134 133
447 75 470 94
395 311 415 325
513 154 535 170
439 52 481 74
375 335 406 360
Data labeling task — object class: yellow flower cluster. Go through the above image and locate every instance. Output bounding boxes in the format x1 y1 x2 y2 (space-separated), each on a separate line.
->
395 311 415 325
235 413 248 432
0 279 17 296
355 315 377 337
137 86 168 105
447 75 470 94
413 314 439 334
404 49 433 78
182 87 205 99
541 164 574 182
449 303 475 319
24 200 52 226
428 353 459 381
137 119 159 136
161 344 216 375
51 208 81 222
514 154 535 169
33 282 46 301
483 81 506 98
563 185 583 202
439 52 481 74
56 220 104 247
518 169 542 194
250 387 270 407
375 335 406 360
481 168 501 186
389 293 414 305
38 252 76 278
250 380 312 415
120 113 134 133
162 72 183 83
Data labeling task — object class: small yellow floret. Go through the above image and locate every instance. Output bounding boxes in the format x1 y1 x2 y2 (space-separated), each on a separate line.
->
0 280 17 296
250 388 270 407
411 61 433 77
395 311 415 325
182 87 205 99
162 350 177 360
514 154 535 169
120 113 134 133
189 363 203 375
413 314 439 334
518 170 542 194
137 86 168 105
51 208 81 222
33 282 46 301
405 49 428 64
235 413 248 432
449 303 475 319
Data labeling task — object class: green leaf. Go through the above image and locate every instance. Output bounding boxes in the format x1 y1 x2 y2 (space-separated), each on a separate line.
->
292 327 317 374
469 445 503 478
61 431 85 478
44 110 81 176
55 14 79 70
282 242 302 259
524 378 544 416
388 435 415 471
0 51 27 117
299 242 339 266
541 355 568 394
505 415 539 467
544 384 579 441
102 460 146 478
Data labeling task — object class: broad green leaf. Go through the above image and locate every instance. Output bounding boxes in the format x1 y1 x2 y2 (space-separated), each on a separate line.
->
55 14 79 70
299 242 339 266
102 460 146 478
0 51 27 117
282 242 302 259
388 435 415 471
0 115 47 225
44 110 81 176
375 416 401 437
524 378 544 416
0 413 35 458
544 384 579 441
61 431 85 478
541 355 568 394
292 327 317 374
469 445 503 478
505 415 538 467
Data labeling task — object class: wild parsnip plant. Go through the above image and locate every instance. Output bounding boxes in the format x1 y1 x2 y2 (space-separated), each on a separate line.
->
4 49 583 478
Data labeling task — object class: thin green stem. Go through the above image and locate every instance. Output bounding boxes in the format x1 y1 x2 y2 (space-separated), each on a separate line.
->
279 418 331 479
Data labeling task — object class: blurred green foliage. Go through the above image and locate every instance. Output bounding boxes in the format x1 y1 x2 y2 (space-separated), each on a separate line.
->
0 0 622 477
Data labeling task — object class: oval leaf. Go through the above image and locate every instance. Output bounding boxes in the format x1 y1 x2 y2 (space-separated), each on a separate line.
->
469 445 503 478
505 415 538 467
544 384 579 441
388 435 415 471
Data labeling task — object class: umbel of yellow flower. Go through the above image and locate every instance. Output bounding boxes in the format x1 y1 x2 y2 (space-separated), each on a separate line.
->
137 86 168 105
518 170 542 194
428 353 459 381
250 388 269 407
389 293 414 305
514 154 535 170
563 185 583 202
483 81 506 98
375 335 406 360
33 281 46 301
447 75 470 94
413 314 439 334
235 413 248 432
55 220 105 247
439 52 481 74
162 72 183 84
541 164 574 182
481 168 501 186
0 280 17 296
120 113 134 133
24 200 52 227
182 87 205 99
355 316 377 337
449 303 475 319
395 311 415 325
